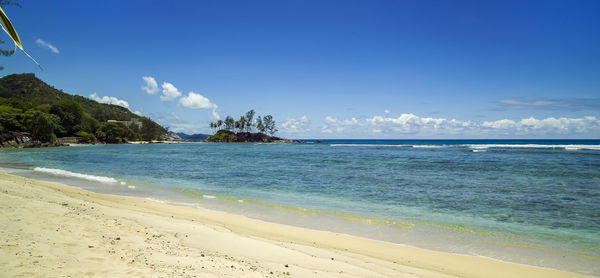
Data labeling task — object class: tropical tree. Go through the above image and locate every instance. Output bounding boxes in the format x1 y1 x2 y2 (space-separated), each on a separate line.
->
255 116 265 133
95 122 139 143
23 110 60 142
140 117 165 141
263 115 277 135
224 116 234 132
245 109 255 132
77 113 99 134
237 116 246 133
216 119 223 131
49 100 84 135
0 105 21 132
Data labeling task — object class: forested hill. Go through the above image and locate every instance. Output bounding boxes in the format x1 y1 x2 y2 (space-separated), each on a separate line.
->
0 73 167 145
0 73 137 122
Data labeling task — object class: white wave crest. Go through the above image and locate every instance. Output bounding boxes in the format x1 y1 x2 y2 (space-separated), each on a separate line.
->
330 143 600 150
33 167 117 183
465 144 600 150
330 144 412 147
411 145 447 148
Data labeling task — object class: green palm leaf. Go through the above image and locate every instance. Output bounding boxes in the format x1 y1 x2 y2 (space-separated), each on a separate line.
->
0 5 41 69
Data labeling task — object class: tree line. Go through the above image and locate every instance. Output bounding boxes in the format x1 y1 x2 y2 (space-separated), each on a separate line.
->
0 97 166 143
209 109 278 135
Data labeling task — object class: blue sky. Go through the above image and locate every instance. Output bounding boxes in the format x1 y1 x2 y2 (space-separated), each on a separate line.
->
1 0 599 138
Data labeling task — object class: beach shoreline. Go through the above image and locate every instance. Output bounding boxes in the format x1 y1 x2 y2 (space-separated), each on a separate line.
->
0 171 590 277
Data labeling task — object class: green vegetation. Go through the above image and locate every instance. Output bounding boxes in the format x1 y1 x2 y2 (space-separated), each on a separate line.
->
95 122 139 143
23 110 60 142
74 131 96 143
0 73 167 144
262 115 277 135
206 129 237 142
207 110 285 143
49 100 84 135
0 74 138 121
0 1 19 71
209 110 277 136
0 1 41 70
255 116 265 133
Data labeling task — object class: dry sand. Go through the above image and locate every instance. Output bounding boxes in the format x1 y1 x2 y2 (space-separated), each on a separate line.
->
0 171 589 277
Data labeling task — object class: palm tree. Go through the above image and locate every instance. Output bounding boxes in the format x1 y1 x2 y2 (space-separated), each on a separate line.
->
256 116 265 133
245 110 255 132
238 116 246 133
209 122 215 134
224 116 234 132
216 119 223 131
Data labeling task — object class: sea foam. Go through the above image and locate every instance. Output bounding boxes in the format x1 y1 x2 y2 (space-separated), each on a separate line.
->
465 144 600 150
33 167 118 183
331 143 600 150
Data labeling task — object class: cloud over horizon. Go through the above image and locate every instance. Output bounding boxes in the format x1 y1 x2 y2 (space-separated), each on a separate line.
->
35 38 59 54
496 97 600 111
89 93 130 109
147 112 209 134
281 115 310 133
321 113 600 137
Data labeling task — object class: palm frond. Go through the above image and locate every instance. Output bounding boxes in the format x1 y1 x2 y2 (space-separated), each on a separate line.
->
0 5 42 69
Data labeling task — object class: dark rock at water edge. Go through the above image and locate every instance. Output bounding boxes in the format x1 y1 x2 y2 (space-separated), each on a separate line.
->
206 130 303 143
0 131 68 148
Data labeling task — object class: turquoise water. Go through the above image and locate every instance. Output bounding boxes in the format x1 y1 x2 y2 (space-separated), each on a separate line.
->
1 140 599 275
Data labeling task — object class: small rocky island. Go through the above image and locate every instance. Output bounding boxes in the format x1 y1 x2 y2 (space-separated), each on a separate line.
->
206 130 298 143
206 110 302 143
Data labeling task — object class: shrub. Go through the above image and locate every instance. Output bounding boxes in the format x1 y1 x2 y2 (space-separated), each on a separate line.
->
74 131 96 143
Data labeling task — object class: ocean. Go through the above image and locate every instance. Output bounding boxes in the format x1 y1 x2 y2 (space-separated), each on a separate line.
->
1 139 599 275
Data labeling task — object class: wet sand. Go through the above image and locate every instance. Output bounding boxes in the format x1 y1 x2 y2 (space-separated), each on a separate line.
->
0 171 588 277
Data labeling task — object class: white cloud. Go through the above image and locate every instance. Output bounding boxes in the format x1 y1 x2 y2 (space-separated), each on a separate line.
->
179 92 220 120
384 109 390 114
482 116 600 135
89 93 129 109
133 110 143 116
141 76 159 95
321 113 600 137
35 38 59 54
365 113 473 134
281 116 310 133
160 82 182 101
497 97 600 111
148 112 210 134
179 92 217 109
322 116 361 133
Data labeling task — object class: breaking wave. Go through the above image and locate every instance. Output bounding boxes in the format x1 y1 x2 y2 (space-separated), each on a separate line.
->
33 167 118 183
330 144 600 150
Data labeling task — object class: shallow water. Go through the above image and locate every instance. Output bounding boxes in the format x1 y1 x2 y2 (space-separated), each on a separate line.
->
1 139 599 275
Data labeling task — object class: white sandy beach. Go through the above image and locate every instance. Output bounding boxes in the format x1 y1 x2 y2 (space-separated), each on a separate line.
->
0 171 590 277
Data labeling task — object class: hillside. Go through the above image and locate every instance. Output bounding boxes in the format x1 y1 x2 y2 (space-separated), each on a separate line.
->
0 73 167 146
175 132 210 140
0 73 138 122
